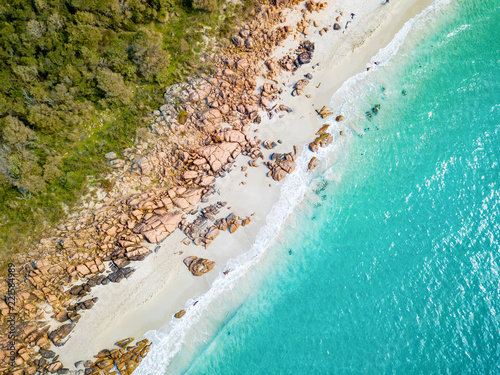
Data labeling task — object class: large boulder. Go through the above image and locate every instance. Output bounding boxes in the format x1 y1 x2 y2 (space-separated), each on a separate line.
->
49 324 75 346
308 157 319 171
183 256 215 276
138 212 184 243
295 78 309 90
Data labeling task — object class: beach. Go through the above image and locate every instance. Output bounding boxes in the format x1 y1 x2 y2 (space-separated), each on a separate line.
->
52 0 436 369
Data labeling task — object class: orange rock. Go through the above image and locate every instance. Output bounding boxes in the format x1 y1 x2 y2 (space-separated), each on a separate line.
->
76 264 91 277
116 337 134 348
228 221 241 233
316 124 330 135
316 106 334 118
308 157 319 171
174 310 186 318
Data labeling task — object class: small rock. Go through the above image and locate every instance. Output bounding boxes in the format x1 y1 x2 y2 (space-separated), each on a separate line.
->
308 157 319 171
104 152 117 160
174 310 186 319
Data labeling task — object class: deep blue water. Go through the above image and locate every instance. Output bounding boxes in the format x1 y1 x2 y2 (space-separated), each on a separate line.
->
138 0 500 373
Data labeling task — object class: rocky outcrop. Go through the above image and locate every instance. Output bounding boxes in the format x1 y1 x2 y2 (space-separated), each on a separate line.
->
278 41 315 71
305 0 328 12
309 133 333 152
135 212 183 244
265 147 298 181
82 338 151 374
195 142 241 173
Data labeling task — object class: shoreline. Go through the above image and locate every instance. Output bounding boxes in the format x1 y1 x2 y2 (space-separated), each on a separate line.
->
0 0 437 373
55 0 435 369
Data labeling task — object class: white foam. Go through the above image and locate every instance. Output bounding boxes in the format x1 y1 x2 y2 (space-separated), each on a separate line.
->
135 0 454 373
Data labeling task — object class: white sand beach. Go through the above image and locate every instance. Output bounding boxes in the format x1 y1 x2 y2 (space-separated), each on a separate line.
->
54 0 434 368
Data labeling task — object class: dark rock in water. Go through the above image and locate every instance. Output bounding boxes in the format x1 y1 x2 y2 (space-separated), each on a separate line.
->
372 104 381 114
333 23 341 30
402 89 407 96
304 73 313 79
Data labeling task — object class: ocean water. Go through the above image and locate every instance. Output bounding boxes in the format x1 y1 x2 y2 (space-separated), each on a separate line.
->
136 0 500 373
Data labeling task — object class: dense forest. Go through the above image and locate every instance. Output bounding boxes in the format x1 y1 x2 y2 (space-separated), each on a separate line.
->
0 0 248 265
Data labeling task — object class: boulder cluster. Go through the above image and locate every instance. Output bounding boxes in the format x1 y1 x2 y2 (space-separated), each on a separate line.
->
265 146 299 181
81 338 151 375
278 40 315 72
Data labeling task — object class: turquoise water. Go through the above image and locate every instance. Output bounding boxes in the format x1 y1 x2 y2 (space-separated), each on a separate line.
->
138 0 500 373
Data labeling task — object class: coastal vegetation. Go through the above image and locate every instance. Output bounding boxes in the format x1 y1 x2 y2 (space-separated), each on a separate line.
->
0 0 254 267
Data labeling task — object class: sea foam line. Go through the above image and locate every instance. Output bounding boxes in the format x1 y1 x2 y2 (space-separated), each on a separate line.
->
135 0 453 373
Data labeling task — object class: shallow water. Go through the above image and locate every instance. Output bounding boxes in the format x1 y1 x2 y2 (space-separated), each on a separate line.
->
137 0 500 373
